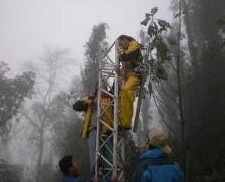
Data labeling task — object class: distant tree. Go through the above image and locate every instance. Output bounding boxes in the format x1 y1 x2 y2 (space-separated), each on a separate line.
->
19 47 70 182
0 61 34 137
81 23 109 94
52 90 90 178
38 162 57 182
0 159 22 182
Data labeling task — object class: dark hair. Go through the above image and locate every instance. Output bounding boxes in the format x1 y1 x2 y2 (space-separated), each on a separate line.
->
73 100 88 112
117 35 135 41
59 155 73 175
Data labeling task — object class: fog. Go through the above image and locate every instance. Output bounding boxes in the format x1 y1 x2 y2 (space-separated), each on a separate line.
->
0 1 176 181
0 0 172 75
2 0 225 181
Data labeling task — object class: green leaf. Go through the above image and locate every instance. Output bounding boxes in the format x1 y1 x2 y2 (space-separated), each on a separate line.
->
155 63 167 81
150 6 158 16
145 13 150 18
147 21 158 38
158 19 172 29
155 38 168 60
167 37 177 46
141 17 150 26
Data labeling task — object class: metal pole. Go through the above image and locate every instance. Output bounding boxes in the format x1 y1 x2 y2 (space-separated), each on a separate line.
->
112 45 119 178
95 60 102 178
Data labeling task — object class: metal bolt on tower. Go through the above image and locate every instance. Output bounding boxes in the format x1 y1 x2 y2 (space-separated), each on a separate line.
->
95 42 125 180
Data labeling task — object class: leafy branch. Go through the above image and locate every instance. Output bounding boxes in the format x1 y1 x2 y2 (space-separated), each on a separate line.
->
141 7 172 88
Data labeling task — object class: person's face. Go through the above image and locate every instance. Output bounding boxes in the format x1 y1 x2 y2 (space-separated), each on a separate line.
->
69 159 79 175
143 137 150 149
143 142 150 150
118 39 129 50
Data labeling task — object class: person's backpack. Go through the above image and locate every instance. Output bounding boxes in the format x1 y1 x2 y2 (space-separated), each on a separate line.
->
133 157 176 182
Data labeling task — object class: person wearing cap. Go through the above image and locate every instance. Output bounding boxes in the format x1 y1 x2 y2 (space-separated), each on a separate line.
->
133 128 184 182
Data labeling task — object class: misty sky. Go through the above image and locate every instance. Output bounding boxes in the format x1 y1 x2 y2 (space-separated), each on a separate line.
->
1 0 172 166
0 0 172 77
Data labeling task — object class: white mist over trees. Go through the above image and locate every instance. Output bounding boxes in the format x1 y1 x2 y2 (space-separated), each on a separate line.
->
0 61 35 181
1 1 225 181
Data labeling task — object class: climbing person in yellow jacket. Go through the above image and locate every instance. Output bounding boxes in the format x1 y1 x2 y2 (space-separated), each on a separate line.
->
73 94 97 178
72 86 113 178
116 35 143 130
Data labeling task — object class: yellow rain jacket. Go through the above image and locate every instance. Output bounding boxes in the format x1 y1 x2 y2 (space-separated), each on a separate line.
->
81 95 113 139
119 40 143 129
120 40 142 72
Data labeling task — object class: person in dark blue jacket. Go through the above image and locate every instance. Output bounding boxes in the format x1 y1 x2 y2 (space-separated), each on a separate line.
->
59 155 118 182
59 155 85 182
133 129 184 182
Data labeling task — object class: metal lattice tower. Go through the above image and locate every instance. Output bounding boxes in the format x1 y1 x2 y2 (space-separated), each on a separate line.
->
95 42 125 180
